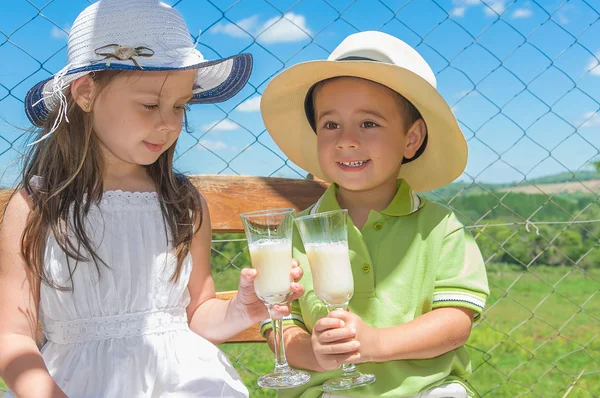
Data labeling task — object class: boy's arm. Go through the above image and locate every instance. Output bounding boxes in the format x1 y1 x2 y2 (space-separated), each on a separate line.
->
325 306 473 363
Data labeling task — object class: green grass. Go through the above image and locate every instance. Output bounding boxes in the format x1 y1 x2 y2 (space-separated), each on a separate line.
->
3 266 598 397
466 266 600 397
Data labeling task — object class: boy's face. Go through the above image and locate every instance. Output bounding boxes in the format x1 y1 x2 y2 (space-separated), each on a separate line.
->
313 77 424 193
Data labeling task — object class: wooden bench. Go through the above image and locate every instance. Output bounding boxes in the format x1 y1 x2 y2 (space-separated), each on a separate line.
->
0 175 328 344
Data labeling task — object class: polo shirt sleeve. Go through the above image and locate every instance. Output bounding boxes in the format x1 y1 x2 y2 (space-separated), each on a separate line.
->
259 299 308 337
432 212 490 322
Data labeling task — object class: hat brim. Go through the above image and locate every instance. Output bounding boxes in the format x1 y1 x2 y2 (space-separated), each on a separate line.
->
260 60 467 193
25 53 253 127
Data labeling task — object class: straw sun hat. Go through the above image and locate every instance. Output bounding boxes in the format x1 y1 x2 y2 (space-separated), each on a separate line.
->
260 31 466 192
25 0 252 144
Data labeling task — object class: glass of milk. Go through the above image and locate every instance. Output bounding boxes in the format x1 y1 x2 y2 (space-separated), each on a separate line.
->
295 209 376 391
240 208 311 389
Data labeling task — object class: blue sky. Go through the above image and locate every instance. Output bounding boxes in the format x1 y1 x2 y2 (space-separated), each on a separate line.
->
1 0 599 188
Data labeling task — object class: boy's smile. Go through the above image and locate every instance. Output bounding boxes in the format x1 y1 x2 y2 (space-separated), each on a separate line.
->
337 159 370 171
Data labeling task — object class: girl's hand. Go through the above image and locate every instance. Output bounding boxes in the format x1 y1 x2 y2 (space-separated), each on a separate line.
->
235 259 304 323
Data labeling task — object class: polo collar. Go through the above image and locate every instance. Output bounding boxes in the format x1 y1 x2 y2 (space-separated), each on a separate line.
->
310 179 423 217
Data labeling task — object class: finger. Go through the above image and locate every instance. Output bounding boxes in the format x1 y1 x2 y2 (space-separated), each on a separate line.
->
291 258 300 268
291 266 303 281
270 304 290 317
317 327 356 344
314 340 360 356
318 352 362 371
290 282 304 299
313 317 345 333
238 268 257 289
327 310 351 321
340 352 362 364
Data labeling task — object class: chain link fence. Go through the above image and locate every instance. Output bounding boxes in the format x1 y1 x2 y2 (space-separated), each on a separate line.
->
1 0 600 396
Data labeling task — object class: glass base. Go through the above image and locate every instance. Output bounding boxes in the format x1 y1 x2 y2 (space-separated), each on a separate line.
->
323 371 376 391
258 369 311 389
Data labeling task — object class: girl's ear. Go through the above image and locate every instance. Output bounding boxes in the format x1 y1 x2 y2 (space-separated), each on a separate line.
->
70 74 97 113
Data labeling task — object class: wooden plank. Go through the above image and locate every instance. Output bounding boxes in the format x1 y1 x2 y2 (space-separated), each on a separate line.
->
190 175 328 233
0 188 13 215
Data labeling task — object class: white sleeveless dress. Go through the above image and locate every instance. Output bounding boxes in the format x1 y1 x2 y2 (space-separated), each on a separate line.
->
6 191 248 398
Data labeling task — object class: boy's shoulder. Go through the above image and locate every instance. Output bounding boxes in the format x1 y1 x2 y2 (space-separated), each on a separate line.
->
413 196 466 236
418 196 453 219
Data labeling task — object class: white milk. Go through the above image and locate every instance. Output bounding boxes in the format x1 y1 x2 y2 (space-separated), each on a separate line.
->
305 242 354 305
249 239 293 304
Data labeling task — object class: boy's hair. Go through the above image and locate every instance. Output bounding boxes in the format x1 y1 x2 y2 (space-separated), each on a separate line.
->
14 71 202 290
306 77 424 132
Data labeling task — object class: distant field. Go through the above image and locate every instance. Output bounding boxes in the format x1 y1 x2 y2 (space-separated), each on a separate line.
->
499 179 600 195
2 266 598 397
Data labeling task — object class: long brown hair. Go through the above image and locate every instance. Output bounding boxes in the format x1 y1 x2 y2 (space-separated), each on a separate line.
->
17 71 202 289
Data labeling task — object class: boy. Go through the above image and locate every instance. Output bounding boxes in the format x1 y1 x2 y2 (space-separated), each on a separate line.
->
259 31 489 397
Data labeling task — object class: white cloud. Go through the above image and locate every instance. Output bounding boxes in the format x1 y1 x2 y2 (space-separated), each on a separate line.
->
211 13 311 44
237 96 262 112
450 7 466 17
511 8 533 19
451 0 506 18
586 54 600 76
211 15 258 38
199 140 228 150
582 112 600 128
51 25 70 40
202 119 239 132
483 0 507 16
554 3 574 24
257 13 311 44
557 13 569 24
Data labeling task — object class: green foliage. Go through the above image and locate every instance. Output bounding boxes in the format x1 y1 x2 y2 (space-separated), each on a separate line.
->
424 191 600 269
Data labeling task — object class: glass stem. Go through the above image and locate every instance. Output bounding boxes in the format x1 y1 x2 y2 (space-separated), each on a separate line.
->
341 363 357 374
268 305 290 372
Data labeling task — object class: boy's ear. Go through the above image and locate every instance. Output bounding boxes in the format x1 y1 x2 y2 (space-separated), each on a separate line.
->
70 74 97 113
403 119 427 160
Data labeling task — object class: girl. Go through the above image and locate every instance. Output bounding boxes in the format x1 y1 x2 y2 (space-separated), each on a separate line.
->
0 1 303 397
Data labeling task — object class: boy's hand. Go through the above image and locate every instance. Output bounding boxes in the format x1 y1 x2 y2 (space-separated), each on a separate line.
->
311 313 362 371
325 311 379 364
236 259 304 323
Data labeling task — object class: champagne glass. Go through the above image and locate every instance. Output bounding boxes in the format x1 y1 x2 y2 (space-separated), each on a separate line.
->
240 208 311 389
295 209 376 391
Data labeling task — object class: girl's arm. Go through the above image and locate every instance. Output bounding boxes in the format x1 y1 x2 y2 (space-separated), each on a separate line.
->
186 196 304 344
0 190 67 398
265 326 328 372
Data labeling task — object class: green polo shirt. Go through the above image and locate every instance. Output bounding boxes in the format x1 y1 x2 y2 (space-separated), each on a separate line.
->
261 180 489 397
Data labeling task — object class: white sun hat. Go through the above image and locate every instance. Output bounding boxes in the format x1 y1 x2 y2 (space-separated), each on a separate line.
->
260 31 467 192
25 0 252 143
